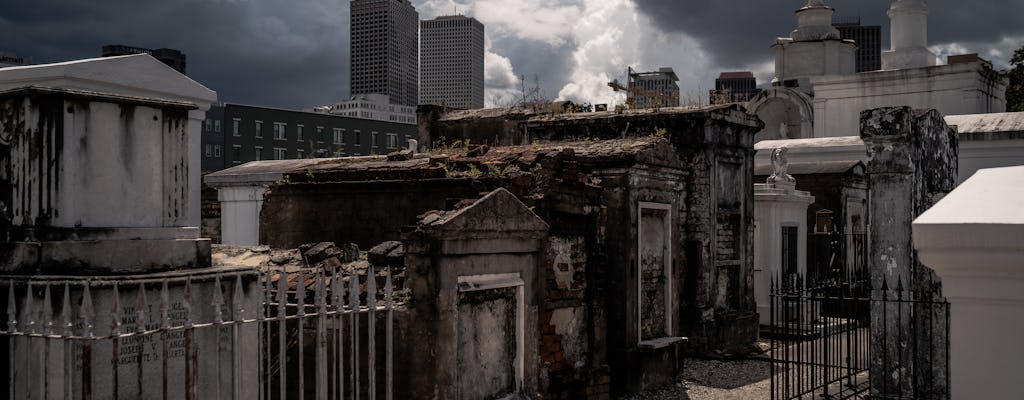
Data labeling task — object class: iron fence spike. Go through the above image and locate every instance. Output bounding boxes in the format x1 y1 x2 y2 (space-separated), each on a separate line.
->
111 283 122 335
160 278 171 329
184 277 194 328
5 280 16 334
257 271 270 322
213 275 224 324
296 269 306 317
316 269 327 312
385 267 394 310
42 283 54 335
136 282 148 333
81 282 94 337
234 273 245 319
24 281 35 334
349 269 359 309
62 283 74 336
331 267 342 307
367 264 377 308
276 269 288 313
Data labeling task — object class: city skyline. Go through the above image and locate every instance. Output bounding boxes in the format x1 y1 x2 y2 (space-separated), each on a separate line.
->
1 0 1019 109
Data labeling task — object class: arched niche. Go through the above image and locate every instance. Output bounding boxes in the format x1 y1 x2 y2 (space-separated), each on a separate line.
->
749 88 814 143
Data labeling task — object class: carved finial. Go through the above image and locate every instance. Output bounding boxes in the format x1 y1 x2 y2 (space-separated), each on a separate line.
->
768 147 796 184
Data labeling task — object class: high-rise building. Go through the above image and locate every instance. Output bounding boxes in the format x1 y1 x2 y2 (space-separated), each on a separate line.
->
420 15 485 110
710 71 762 104
102 45 187 74
833 17 882 72
350 0 419 107
628 67 680 108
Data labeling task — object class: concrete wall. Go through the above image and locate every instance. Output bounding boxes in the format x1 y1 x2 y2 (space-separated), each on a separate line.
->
0 88 210 273
814 62 1007 137
260 179 481 249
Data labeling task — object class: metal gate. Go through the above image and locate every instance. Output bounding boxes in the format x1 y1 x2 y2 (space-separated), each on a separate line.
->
769 274 949 400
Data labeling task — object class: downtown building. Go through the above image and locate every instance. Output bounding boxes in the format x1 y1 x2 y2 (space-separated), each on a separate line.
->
101 44 187 74
628 67 680 108
833 17 882 72
420 15 485 110
710 71 762 104
0 52 31 68
350 0 419 107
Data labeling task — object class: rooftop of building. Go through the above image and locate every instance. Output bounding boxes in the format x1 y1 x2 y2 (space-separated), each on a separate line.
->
631 67 679 81
439 103 747 123
718 71 755 80
424 14 479 21
207 136 672 185
946 112 1024 140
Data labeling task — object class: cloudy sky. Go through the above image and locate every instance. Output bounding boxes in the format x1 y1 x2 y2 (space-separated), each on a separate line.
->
3 0 1020 109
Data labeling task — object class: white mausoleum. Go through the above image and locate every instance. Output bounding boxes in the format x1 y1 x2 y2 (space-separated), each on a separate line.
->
750 0 1007 141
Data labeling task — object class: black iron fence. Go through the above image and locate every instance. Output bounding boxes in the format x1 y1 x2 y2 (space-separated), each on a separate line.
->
769 274 950 400
806 232 867 286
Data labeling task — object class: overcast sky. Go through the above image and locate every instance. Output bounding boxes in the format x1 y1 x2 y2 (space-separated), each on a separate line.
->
2 0 1021 109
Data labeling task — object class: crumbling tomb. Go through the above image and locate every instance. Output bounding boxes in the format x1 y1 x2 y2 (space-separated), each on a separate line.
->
216 105 764 397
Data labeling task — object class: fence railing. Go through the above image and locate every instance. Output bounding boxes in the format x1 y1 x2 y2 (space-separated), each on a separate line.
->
769 274 950 400
0 264 395 400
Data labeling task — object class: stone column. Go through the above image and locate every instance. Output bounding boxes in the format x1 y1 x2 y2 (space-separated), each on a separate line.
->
753 148 815 325
861 106 957 398
914 166 1024 400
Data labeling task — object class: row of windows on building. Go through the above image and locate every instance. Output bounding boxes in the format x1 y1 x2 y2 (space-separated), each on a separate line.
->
223 132 407 163
204 119 221 132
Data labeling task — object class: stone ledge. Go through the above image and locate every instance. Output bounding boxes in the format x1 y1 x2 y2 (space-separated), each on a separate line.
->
0 238 211 274
638 336 687 350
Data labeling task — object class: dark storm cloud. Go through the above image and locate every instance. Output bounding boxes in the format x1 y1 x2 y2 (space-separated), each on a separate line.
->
0 0 351 109
631 0 1024 69
488 36 576 100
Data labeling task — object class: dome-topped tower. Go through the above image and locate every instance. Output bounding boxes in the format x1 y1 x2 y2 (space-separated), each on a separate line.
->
791 0 842 42
770 0 856 92
882 0 937 69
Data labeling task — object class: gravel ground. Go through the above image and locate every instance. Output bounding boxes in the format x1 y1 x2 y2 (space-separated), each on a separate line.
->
618 357 774 400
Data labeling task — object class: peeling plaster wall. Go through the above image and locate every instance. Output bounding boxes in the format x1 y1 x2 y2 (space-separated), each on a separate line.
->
0 89 208 273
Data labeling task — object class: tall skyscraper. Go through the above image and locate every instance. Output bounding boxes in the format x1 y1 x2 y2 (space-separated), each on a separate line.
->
833 17 882 72
420 15 485 110
350 0 419 107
